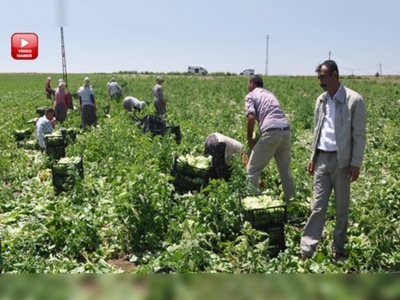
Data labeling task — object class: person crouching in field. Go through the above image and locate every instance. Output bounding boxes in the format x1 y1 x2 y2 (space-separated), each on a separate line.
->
78 77 97 130
53 81 68 123
204 133 247 181
123 96 147 113
36 108 56 151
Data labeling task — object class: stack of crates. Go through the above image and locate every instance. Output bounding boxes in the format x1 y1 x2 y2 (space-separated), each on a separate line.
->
52 156 84 193
240 195 287 257
45 132 65 159
171 155 211 193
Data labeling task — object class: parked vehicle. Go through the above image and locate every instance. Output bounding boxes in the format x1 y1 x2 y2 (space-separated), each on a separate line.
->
240 69 255 76
188 66 208 75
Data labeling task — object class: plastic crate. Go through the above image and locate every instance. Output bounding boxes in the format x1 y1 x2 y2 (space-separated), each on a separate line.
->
52 157 84 178
240 196 287 256
14 128 33 141
52 157 84 193
171 172 206 193
261 224 286 257
142 115 166 135
242 204 287 229
45 134 65 147
173 156 211 180
36 107 46 117
17 140 40 150
46 146 65 159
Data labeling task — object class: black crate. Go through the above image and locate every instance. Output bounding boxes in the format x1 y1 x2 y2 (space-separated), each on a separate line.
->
142 115 166 135
260 224 286 257
45 134 65 147
172 156 211 180
36 107 46 117
46 146 65 159
52 157 84 193
14 128 33 141
171 172 207 194
52 157 84 178
17 140 40 150
240 196 287 256
242 205 287 229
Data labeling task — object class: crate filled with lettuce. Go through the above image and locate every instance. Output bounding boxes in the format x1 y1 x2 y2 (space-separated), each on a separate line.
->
45 131 66 159
14 128 33 141
52 156 84 193
171 154 212 193
240 194 287 256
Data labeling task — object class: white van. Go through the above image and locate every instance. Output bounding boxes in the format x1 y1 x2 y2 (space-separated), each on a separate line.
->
240 69 255 76
188 66 208 75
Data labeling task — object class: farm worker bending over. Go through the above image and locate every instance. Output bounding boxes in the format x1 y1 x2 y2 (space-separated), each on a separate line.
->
245 75 295 204
45 77 55 100
36 108 56 151
108 77 122 100
78 77 97 130
300 60 367 261
53 81 68 123
204 133 247 181
123 96 147 113
152 76 166 117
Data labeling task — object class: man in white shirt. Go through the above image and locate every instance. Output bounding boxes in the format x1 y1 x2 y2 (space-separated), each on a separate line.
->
36 108 56 150
300 60 367 262
108 77 122 100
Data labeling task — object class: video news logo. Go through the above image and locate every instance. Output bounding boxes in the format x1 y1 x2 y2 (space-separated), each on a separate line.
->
11 33 39 60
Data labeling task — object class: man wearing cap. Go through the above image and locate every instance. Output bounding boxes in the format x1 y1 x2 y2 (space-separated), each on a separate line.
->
78 77 97 130
245 75 295 204
153 76 166 117
108 77 122 101
45 77 54 100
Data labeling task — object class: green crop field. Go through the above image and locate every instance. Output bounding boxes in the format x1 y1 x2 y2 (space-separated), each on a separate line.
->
1 73 399 274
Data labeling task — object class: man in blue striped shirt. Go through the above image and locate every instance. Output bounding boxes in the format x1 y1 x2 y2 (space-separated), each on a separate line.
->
36 108 56 150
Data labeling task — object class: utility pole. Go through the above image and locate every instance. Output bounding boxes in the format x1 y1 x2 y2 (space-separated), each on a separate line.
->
329 51 331 60
265 34 269 76
380 63 382 76
60 27 68 87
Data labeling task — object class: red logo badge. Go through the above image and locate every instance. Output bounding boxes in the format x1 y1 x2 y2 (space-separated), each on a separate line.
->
11 33 39 60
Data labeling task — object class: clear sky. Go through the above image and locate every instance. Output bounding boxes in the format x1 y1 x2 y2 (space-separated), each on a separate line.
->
1 0 400 76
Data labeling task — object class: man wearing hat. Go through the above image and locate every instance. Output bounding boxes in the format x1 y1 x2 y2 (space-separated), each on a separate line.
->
78 77 97 130
153 76 166 117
